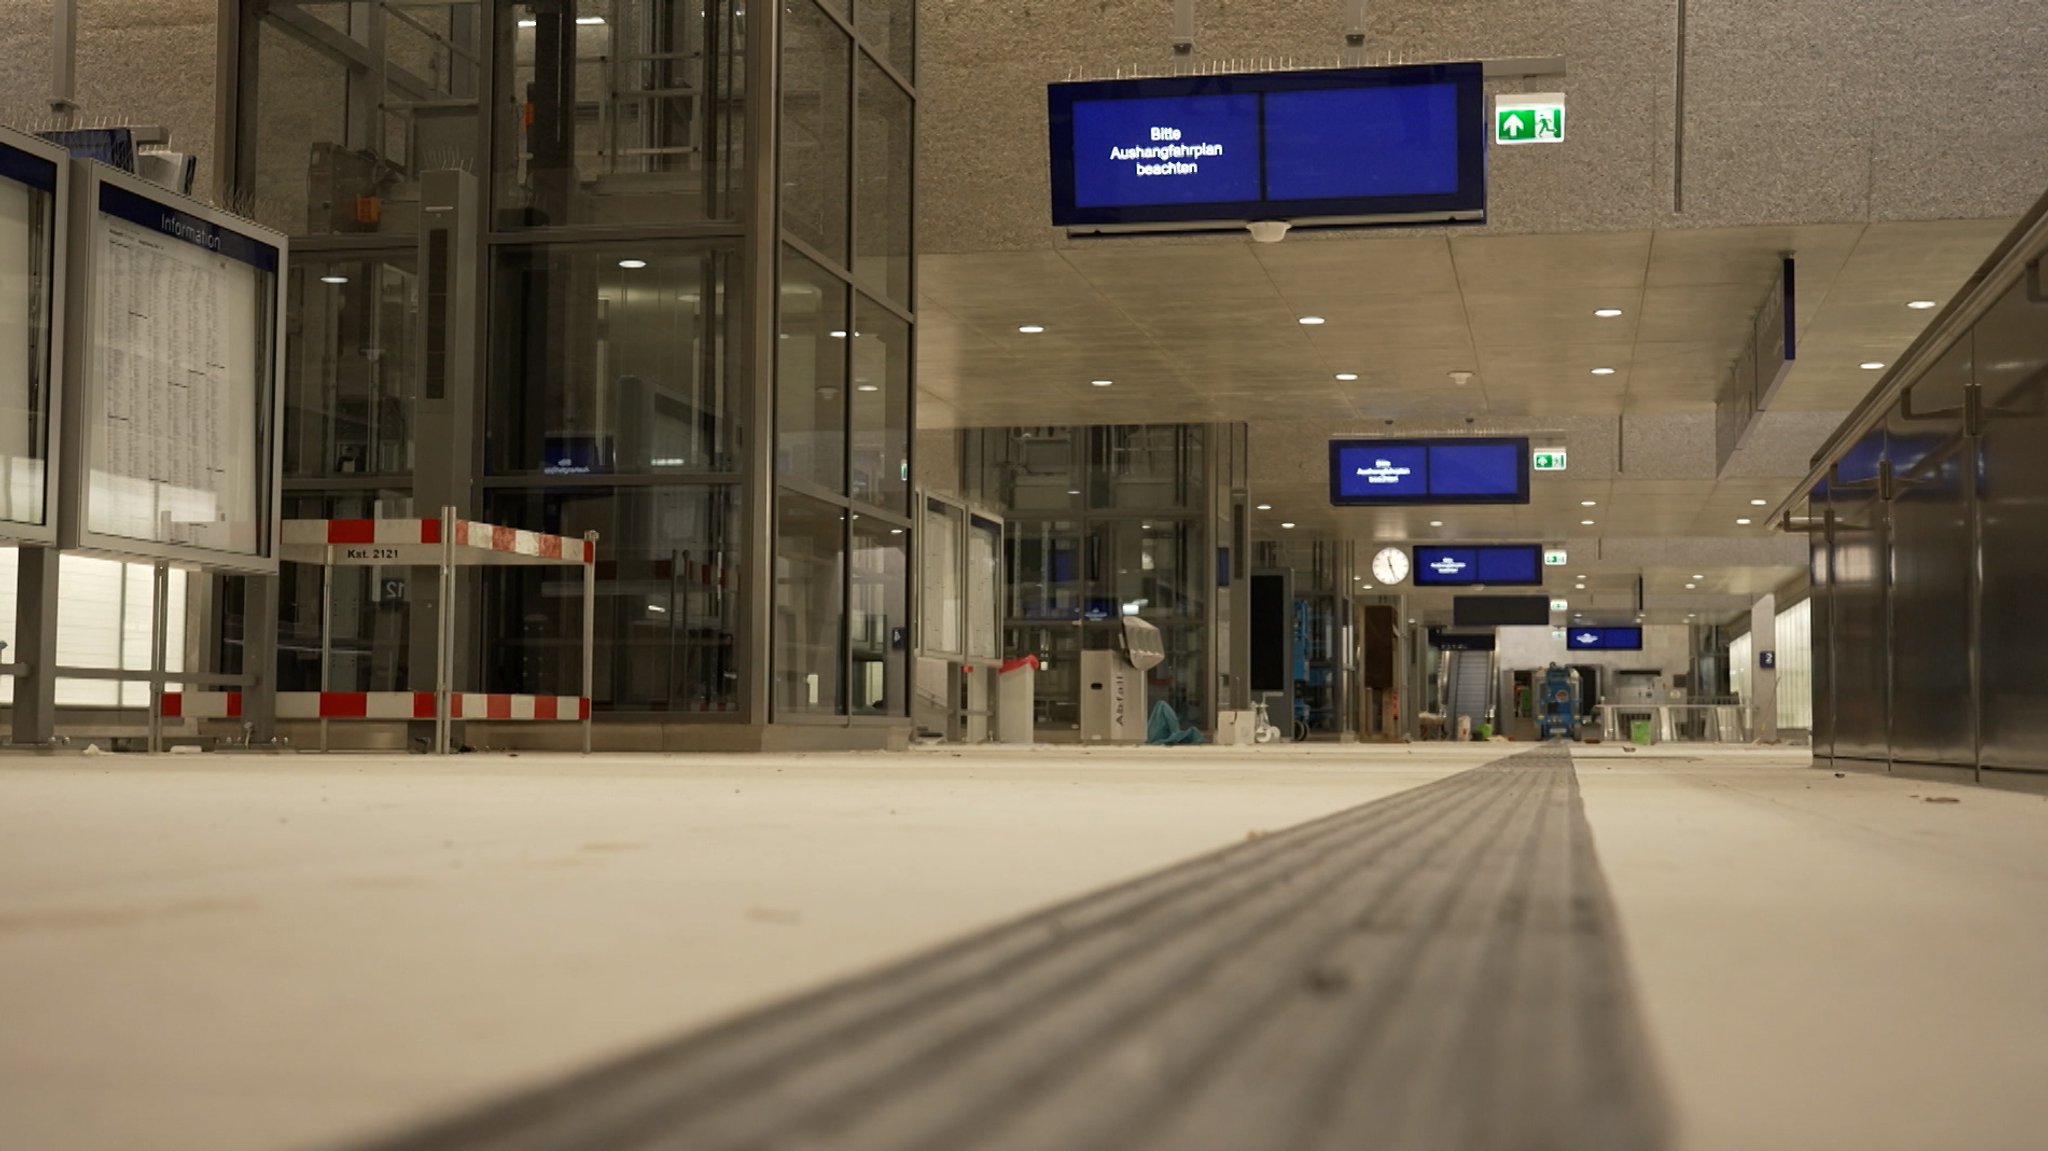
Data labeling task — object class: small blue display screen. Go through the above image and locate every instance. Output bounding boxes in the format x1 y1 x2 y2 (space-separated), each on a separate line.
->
1263 83 1462 201
1329 438 1530 506
1567 627 1645 651
1413 545 1544 587
1068 93 1261 208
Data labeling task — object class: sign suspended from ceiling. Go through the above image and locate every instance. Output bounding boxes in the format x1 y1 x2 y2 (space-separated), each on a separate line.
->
1047 62 1488 235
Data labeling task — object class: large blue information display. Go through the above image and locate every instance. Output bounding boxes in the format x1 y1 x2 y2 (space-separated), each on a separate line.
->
1567 627 1645 652
1413 545 1544 587
1328 438 1530 506
1049 63 1486 232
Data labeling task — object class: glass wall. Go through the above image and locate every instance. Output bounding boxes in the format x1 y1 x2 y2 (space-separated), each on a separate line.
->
769 0 916 723
970 426 1213 734
229 0 909 732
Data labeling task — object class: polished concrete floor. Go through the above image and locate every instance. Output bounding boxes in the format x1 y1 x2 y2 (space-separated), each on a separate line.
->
0 744 2043 1150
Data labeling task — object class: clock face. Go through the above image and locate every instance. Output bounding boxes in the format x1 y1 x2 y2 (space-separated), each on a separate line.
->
1371 547 1410 585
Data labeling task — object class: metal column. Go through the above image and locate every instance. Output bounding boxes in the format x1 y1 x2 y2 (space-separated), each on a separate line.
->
9 547 60 747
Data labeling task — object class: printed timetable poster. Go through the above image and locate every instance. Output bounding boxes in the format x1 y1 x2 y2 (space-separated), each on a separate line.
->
0 138 57 532
86 182 276 556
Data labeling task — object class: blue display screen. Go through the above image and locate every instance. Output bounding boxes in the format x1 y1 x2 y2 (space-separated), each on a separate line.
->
1069 93 1261 208
1330 443 1430 500
1413 545 1544 587
1567 627 1644 651
1264 83 1461 201
1329 438 1530 506
1049 63 1486 231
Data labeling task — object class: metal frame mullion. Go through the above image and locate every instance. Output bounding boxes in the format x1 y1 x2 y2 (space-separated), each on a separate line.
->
480 471 744 490
484 223 750 246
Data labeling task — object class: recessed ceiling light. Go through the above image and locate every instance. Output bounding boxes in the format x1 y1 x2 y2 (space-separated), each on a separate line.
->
1736 517 1753 525
1018 324 1045 334
319 274 349 284
1907 300 1938 310
1256 503 1273 511
1692 574 1704 580
828 330 848 338
1066 489 1081 496
890 528 904 534
1281 521 1297 529
1580 500 1597 507
1685 583 1697 590
517 17 537 27
1590 367 1617 376
1594 308 1624 318
1860 361 1886 370
618 259 647 269
1298 316 1326 326
1581 519 1596 526
1362 584 1374 590
1429 520 1444 527
1750 498 1769 506
1091 379 1113 387
856 384 879 393
576 15 606 24
1335 372 1359 381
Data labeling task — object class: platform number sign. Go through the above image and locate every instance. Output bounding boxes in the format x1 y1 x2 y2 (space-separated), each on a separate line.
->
1532 449 1567 472
1759 650 1776 670
1496 95 1566 146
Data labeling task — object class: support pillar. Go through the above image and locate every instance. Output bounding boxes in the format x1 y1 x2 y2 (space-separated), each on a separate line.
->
10 547 59 747
1751 593 1779 742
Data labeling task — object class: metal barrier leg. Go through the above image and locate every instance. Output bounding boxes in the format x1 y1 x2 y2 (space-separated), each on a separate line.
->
582 532 598 756
148 561 169 754
320 547 334 753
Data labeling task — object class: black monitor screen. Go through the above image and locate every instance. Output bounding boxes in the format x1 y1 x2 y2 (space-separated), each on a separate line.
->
1453 595 1552 627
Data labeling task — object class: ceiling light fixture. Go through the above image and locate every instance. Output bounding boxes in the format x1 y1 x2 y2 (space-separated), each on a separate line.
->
618 259 647 269
1335 372 1359 381
1298 316 1326 326
517 17 537 27
828 330 848 338
1685 583 1697 590
319 274 349 284
1594 308 1624 318
1066 489 1081 496
1281 521 1297 529
1581 519 1596 526
1091 379 1113 387
576 15 607 24
1590 367 1617 376
1581 500 1597 507
1860 361 1886 371
1017 324 1045 334
1362 584 1374 590
856 384 879 393
1256 503 1272 511
1429 520 1444 527
1907 300 1938 310
1692 574 1704 580
1750 498 1768 506
1736 517 1753 525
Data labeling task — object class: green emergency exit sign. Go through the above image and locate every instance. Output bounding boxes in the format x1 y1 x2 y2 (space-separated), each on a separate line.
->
1532 449 1568 472
1495 95 1566 146
1544 549 1568 567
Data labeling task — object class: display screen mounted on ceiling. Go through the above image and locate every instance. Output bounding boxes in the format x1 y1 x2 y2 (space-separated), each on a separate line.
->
1412 544 1545 587
1328 438 1530 506
1567 626 1645 651
1047 63 1487 234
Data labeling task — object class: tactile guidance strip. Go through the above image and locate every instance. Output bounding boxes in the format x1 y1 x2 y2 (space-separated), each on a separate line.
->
354 747 1668 1151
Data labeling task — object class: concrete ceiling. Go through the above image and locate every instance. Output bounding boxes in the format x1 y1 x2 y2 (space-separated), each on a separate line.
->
917 216 2016 623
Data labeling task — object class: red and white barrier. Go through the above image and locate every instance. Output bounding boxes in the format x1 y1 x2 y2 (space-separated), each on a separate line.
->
164 692 590 724
280 518 594 566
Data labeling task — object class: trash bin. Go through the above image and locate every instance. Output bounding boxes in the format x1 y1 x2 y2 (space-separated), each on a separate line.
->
995 655 1038 744
1630 719 1654 746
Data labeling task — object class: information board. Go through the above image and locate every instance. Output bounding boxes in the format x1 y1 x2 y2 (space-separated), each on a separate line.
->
1328 438 1530 506
1413 544 1544 587
60 163 286 572
0 128 65 544
1049 63 1486 233
1567 626 1644 651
